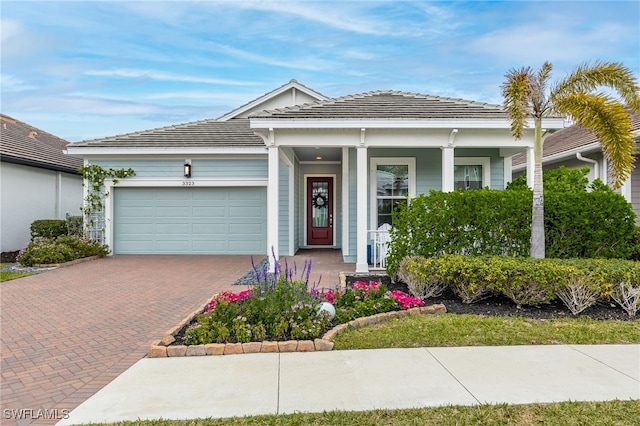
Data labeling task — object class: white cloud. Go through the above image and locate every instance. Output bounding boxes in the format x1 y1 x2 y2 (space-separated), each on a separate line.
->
0 73 35 91
212 43 339 72
84 69 260 86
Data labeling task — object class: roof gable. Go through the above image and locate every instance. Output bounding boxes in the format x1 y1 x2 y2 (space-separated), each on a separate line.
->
218 79 327 121
0 114 82 173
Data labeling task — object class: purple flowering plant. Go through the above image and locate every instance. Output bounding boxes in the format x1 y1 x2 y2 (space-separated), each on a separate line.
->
186 255 425 345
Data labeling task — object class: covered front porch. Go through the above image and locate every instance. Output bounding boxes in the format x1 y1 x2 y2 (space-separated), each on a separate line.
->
263 142 539 274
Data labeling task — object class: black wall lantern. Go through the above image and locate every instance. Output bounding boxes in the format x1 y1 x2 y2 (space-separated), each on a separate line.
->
184 160 192 178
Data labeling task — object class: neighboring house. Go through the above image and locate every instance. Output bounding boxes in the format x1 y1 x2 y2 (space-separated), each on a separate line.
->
1 114 84 254
66 80 565 272
511 111 640 223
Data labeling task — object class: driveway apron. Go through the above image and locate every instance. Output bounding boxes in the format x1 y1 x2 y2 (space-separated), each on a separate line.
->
0 255 256 425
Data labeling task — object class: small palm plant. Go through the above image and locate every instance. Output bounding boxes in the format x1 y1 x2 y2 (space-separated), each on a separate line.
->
501 61 640 258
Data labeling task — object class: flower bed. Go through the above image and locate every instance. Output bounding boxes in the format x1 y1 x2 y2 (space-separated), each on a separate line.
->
148 257 436 357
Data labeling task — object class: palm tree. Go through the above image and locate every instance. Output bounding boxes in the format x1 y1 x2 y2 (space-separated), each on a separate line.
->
501 61 640 258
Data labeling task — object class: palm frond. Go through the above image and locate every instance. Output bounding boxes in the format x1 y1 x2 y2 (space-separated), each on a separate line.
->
552 61 640 111
501 67 534 139
531 61 553 115
554 92 635 188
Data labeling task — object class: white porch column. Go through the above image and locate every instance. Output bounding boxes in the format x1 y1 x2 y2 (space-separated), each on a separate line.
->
341 147 350 258
356 145 368 273
441 147 455 192
267 145 279 272
526 146 535 189
621 175 632 203
503 156 513 189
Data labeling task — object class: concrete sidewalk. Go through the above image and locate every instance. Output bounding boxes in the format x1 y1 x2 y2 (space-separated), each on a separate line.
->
58 344 639 424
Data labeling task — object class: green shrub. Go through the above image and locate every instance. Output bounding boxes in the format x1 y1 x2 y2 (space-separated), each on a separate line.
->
66 216 83 237
507 166 591 192
398 256 448 300
17 236 108 266
387 189 531 276
402 255 640 315
490 257 562 307
386 184 638 276
30 219 67 239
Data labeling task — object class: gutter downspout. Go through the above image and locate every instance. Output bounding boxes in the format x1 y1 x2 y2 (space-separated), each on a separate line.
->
576 152 599 181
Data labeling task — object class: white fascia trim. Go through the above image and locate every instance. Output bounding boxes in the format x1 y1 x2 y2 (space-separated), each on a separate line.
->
65 147 268 156
111 178 268 187
250 118 566 130
512 142 602 172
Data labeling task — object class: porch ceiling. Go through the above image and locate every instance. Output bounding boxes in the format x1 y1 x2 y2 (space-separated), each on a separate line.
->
295 147 342 162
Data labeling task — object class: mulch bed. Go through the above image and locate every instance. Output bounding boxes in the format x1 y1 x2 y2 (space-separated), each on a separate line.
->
427 289 634 321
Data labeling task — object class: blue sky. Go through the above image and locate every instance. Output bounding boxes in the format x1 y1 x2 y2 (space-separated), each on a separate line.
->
1 0 639 142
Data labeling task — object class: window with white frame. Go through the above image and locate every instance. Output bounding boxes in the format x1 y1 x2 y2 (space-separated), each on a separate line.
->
454 157 491 190
370 158 416 228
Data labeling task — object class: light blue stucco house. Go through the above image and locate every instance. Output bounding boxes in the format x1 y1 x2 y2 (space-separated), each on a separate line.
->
66 80 565 272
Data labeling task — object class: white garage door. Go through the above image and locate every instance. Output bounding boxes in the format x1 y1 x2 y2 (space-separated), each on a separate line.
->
113 187 266 254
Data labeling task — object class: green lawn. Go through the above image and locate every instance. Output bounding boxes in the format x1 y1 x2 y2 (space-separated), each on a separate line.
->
92 400 640 425
333 313 640 350
0 263 34 282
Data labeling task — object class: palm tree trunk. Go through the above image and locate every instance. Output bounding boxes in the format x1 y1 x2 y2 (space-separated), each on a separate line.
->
530 118 545 258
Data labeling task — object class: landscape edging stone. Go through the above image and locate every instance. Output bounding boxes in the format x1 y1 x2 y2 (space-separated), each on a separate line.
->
148 296 446 358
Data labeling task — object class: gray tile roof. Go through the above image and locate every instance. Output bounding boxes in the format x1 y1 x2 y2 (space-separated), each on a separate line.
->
70 88 512 150
251 90 510 120
512 110 640 166
0 114 83 173
71 118 264 148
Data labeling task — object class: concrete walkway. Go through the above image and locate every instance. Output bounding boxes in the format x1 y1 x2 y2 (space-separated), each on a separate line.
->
59 344 639 424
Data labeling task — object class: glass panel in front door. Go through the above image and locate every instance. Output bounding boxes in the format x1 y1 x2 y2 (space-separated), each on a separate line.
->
312 181 329 227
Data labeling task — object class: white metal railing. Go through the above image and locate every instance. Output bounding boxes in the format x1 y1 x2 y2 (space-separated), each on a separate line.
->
368 224 392 270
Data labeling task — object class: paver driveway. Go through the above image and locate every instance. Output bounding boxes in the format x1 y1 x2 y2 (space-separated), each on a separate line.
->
1 255 256 425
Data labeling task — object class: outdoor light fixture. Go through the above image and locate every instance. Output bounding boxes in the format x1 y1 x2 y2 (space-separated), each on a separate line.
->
184 160 192 178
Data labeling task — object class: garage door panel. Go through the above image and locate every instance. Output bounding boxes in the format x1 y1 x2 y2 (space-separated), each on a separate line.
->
229 206 263 218
156 224 191 234
192 223 226 234
229 223 262 235
119 206 155 217
192 206 226 217
114 187 266 254
157 207 190 217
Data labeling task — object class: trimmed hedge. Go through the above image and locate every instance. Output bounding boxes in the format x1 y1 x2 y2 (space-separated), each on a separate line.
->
30 219 67 239
387 188 639 276
398 255 640 316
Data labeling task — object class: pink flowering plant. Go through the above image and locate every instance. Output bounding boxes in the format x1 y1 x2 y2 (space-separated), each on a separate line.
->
185 257 425 345
324 281 424 324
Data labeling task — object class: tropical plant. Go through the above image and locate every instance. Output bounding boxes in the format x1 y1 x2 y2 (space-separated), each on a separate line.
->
501 60 640 258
